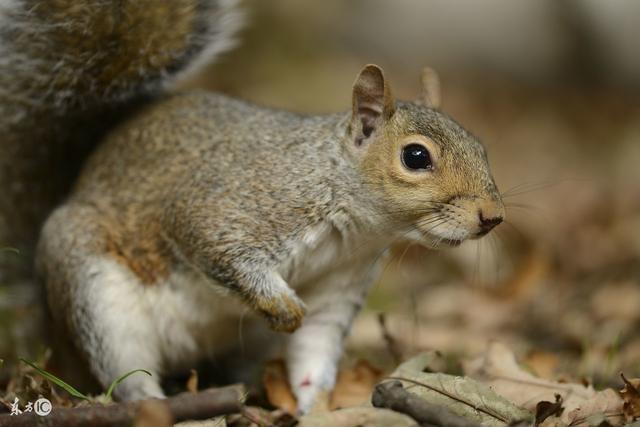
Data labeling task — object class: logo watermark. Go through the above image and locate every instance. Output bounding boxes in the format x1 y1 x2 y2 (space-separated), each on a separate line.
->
9 397 52 417
34 398 52 416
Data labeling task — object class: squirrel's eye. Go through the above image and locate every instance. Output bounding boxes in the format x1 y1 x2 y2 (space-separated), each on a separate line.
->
401 144 432 170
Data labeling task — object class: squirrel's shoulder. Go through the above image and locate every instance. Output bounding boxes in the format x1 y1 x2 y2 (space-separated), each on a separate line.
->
74 90 347 199
107 90 343 146
142 91 315 126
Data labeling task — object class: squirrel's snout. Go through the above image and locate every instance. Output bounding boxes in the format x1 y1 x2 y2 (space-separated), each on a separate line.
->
477 211 503 236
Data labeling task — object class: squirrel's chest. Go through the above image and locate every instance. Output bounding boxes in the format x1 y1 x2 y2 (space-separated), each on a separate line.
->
279 222 354 287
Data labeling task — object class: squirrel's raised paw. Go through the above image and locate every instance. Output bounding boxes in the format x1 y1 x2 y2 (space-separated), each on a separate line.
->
256 291 306 333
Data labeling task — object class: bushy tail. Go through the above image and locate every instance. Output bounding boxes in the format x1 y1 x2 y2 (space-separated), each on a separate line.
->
0 0 242 270
0 0 242 125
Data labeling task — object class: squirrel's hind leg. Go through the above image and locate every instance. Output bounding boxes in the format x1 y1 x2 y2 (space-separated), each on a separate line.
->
37 204 166 401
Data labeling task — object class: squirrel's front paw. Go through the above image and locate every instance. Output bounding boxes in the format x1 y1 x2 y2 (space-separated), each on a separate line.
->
255 292 306 333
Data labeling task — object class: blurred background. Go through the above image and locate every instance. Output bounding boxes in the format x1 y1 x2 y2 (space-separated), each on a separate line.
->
3 0 640 388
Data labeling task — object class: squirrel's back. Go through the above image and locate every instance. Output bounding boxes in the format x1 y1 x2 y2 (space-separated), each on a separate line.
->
0 0 242 275
72 91 353 214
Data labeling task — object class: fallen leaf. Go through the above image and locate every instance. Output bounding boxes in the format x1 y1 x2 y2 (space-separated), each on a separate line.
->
535 394 564 426
392 351 446 377
388 352 533 427
134 399 173 427
263 360 297 414
539 417 567 427
174 419 226 427
297 406 418 427
464 342 624 426
186 369 198 394
330 360 383 410
566 389 624 426
225 407 294 427
309 390 330 414
620 373 640 421
525 350 560 379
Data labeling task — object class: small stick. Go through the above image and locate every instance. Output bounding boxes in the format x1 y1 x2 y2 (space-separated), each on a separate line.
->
378 313 403 365
0 385 244 427
372 380 481 427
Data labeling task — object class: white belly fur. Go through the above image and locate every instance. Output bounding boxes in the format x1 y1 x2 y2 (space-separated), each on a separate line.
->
110 221 371 373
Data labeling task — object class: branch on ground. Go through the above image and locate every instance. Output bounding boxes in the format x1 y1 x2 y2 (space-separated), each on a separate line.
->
372 380 481 427
0 385 244 427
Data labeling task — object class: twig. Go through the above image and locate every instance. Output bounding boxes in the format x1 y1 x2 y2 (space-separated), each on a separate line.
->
372 380 481 427
377 313 403 365
386 376 509 423
0 385 244 427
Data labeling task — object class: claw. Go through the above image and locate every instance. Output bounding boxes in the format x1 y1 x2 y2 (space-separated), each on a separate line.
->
256 292 306 333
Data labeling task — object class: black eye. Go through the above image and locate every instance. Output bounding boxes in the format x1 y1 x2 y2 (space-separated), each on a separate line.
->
401 144 432 170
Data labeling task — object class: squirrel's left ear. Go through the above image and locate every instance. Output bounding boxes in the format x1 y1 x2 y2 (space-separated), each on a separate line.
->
350 64 395 147
420 67 441 109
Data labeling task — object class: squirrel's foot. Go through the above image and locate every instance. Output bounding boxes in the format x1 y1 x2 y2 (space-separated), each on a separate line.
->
255 291 306 333
290 358 337 414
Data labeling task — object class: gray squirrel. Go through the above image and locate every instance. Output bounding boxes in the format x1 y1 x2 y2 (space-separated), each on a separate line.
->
2 0 504 414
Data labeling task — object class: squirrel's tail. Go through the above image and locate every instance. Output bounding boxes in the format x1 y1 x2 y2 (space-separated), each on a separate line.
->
0 0 243 125
0 0 243 270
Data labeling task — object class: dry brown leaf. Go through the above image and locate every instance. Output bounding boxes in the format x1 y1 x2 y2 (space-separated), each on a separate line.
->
262 359 383 415
186 369 198 394
297 407 418 427
538 417 567 427
226 406 293 427
310 390 331 414
174 420 226 427
330 360 383 410
535 394 564 426
134 399 173 427
566 389 624 426
620 373 640 421
391 352 532 426
491 249 548 301
263 360 297 415
525 351 560 379
464 342 624 426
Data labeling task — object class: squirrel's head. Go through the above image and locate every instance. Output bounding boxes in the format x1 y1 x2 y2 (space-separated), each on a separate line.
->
345 64 504 248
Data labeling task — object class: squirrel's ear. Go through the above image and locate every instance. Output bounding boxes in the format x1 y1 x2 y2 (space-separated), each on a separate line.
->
351 64 395 146
420 67 441 109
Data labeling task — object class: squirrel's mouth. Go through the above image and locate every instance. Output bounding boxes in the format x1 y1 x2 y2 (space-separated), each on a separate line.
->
414 222 468 249
439 238 463 247
406 229 466 249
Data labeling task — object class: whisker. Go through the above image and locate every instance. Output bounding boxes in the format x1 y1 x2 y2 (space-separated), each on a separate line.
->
504 202 539 211
500 177 591 199
487 232 501 287
500 181 555 198
395 241 415 275
416 218 449 234
476 237 483 287
504 204 553 229
416 215 448 228
501 219 528 242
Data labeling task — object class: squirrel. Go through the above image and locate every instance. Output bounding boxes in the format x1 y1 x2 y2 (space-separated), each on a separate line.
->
3 0 504 415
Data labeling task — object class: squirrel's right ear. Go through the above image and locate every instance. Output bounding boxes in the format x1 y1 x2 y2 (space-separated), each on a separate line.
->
420 67 441 109
350 64 396 147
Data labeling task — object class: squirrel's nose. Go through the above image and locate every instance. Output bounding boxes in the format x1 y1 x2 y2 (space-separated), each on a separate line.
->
477 211 503 235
